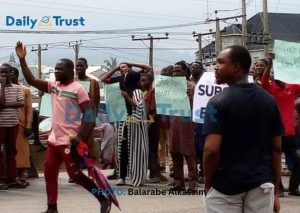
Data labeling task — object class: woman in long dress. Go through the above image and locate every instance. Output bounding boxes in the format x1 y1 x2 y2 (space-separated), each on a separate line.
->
116 71 148 187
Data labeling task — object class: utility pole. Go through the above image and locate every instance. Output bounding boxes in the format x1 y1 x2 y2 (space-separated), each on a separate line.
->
242 0 247 47
131 33 169 68
215 11 222 56
69 40 82 62
31 45 48 79
263 0 269 56
193 31 215 62
31 44 48 106
207 14 245 56
149 36 154 69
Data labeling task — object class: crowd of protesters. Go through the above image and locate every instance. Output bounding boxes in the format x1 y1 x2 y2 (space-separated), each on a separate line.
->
0 42 299 213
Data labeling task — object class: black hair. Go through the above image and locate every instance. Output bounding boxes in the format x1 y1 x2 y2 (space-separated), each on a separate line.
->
175 60 191 79
226 45 252 73
257 58 269 65
59 58 74 72
123 71 141 115
191 61 205 71
120 62 132 69
11 67 19 78
0 63 12 70
124 71 140 96
77 57 88 66
161 65 173 76
141 72 154 82
192 61 203 66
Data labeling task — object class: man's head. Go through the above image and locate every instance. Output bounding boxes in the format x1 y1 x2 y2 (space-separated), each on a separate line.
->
140 73 154 92
120 62 132 74
191 61 204 80
10 67 19 84
0 63 13 85
214 45 251 85
54 59 74 83
161 65 173 76
76 57 88 78
173 61 190 80
255 58 268 76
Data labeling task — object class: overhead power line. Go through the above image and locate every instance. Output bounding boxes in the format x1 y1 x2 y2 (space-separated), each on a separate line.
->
22 0 199 21
0 20 209 35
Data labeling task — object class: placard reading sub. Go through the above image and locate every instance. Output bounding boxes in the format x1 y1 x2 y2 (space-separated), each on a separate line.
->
193 72 227 123
193 72 254 123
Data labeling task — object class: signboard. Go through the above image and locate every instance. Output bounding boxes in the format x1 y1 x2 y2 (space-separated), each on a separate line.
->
273 40 300 83
154 75 191 117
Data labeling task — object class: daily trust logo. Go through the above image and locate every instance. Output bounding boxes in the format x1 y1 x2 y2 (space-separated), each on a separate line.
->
5 15 85 29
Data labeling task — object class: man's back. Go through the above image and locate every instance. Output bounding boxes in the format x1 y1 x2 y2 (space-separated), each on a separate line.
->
203 83 283 195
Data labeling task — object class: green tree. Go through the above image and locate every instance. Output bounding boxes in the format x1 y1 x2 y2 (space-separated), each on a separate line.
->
101 57 117 72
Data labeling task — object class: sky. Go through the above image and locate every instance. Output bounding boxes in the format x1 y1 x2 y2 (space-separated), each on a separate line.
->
0 0 299 69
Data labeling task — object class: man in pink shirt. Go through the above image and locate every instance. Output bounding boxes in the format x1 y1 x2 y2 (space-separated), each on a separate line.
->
15 42 111 213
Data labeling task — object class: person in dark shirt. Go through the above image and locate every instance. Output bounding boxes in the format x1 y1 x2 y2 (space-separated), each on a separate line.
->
203 45 283 213
101 62 152 86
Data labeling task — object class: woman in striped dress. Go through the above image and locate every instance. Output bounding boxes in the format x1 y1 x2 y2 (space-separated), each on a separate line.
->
116 71 148 187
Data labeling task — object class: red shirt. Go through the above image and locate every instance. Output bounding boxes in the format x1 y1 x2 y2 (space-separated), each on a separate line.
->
261 76 300 136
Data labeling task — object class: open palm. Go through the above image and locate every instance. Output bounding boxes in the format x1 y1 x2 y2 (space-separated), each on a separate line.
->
15 41 27 59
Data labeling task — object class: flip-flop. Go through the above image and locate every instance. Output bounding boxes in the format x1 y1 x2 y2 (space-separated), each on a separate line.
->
20 179 30 186
0 183 8 190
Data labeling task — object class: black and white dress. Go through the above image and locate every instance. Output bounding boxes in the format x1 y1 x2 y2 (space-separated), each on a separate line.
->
116 89 149 186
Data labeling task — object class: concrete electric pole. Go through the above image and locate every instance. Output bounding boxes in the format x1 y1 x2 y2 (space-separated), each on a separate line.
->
242 0 247 47
69 41 82 62
263 0 269 56
193 31 215 62
131 33 169 68
31 44 48 106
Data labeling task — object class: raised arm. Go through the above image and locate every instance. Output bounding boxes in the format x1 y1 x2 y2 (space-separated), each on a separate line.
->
130 62 152 73
261 53 274 85
15 41 48 93
101 65 120 84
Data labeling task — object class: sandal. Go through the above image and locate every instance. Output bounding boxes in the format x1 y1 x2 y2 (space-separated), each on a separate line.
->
20 179 30 186
0 183 8 190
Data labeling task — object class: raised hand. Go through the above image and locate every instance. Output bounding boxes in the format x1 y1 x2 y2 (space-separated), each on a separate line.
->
268 52 275 60
15 41 27 59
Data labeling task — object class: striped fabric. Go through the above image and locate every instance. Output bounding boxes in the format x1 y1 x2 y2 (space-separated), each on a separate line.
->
0 84 23 127
116 89 149 186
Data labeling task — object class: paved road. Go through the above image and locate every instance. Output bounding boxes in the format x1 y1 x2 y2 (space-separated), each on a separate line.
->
0 170 299 213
